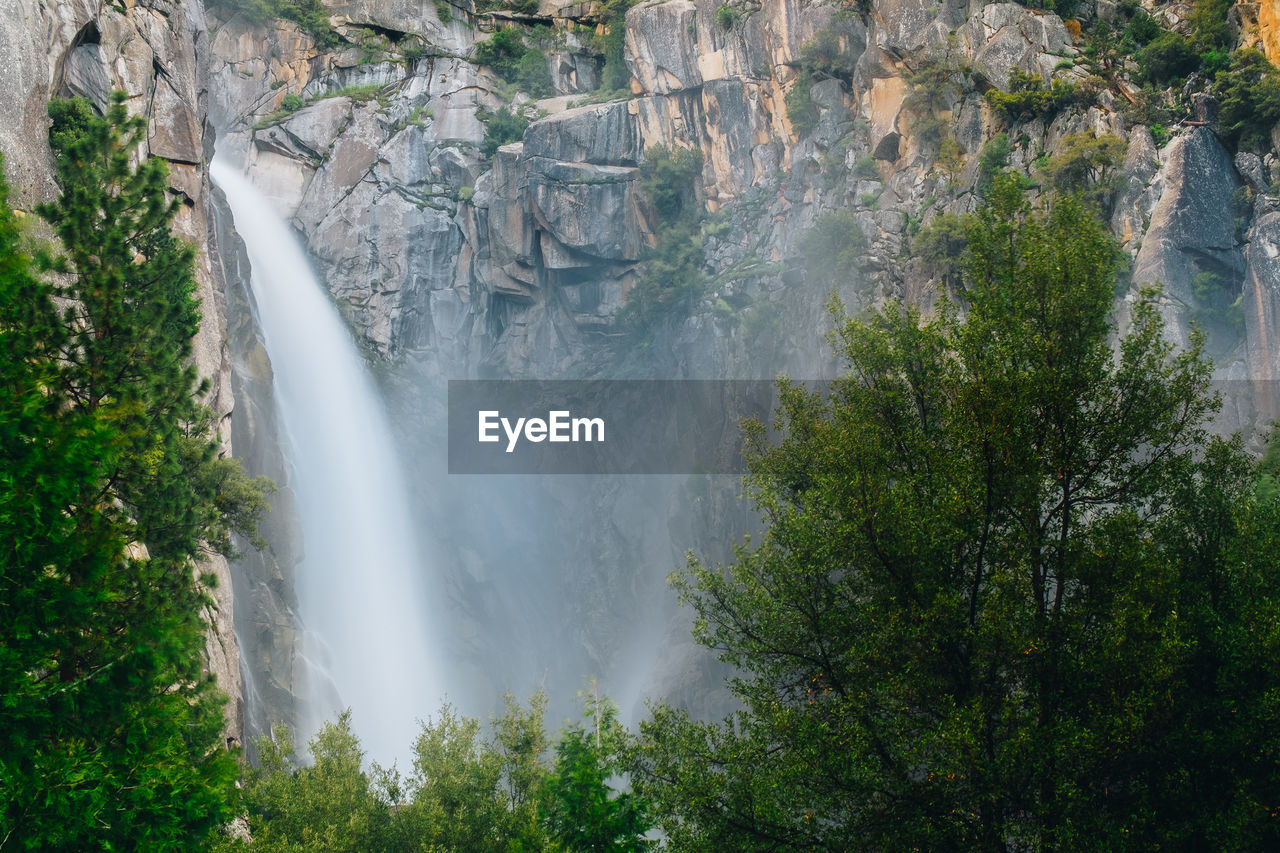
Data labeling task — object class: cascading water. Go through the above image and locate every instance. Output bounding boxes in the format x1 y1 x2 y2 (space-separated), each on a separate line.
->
212 157 439 769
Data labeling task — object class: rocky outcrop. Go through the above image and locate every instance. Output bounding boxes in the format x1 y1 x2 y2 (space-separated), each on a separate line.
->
1132 128 1243 351
0 0 243 739
205 0 1280 736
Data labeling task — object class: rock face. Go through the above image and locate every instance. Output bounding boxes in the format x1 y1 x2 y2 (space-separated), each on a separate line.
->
0 0 243 739
199 0 1280 738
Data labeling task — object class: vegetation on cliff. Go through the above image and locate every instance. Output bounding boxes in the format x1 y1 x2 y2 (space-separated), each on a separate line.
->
0 95 270 849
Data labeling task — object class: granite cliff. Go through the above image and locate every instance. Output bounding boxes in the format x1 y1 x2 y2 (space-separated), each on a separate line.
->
5 0 1280 746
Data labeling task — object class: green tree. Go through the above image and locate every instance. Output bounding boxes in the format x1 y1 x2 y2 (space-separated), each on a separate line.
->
632 174 1280 849
542 690 652 852
1041 131 1127 215
224 714 393 853
0 94 268 849
1215 49 1280 152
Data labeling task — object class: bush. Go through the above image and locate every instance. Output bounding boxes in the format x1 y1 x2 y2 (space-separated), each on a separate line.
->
799 210 866 286
477 105 531 156
786 71 818 137
977 132 1010 191
281 93 305 112
1137 31 1199 84
641 145 704 226
912 210 969 287
984 69 1083 121
714 3 741 29
1042 132 1128 215
473 27 552 98
1215 49 1280 151
1123 10 1161 47
798 24 859 80
209 0 336 44
1189 0 1233 54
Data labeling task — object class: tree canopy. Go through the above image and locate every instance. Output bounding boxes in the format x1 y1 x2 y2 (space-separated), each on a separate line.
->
631 175 1280 850
216 690 654 852
0 93 269 849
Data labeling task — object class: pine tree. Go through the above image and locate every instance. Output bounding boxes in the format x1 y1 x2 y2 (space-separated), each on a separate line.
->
0 93 269 850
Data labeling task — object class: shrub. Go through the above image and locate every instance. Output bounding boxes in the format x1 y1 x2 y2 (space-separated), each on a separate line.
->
786 71 818 136
641 145 704 226
912 210 969 287
281 93 305 111
978 132 1010 191
799 210 866 286
1123 10 1161 47
1042 132 1128 215
1189 0 1232 54
477 105 531 156
1215 49 1280 151
715 3 741 29
473 28 552 97
1137 31 1199 84
984 69 1083 121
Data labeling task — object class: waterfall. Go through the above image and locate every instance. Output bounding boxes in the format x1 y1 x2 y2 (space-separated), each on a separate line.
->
212 158 439 769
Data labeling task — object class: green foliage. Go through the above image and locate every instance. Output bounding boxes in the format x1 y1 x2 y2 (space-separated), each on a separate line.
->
281 93 305 112
478 105 532 157
1215 49 1280 152
796 23 859 80
209 0 336 44
977 131 1010 191
1189 0 1233 54
911 210 970 289
984 69 1083 122
1 94 269 850
619 146 707 334
798 210 866 287
1042 131 1128 215
715 3 742 29
1190 269 1244 338
593 0 637 93
473 28 553 98
542 691 652 852
1123 10 1161 47
232 692 652 852
854 153 878 178
904 58 964 153
639 144 704 228
633 174 1280 848
1137 30 1199 84
435 0 453 23
785 71 817 136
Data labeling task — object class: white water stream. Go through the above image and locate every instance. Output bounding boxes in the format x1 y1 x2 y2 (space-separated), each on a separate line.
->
212 157 438 769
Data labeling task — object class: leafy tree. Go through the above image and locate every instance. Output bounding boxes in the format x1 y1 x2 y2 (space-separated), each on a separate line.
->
912 210 970 290
784 71 818 136
1137 30 1199 84
473 28 552 98
798 210 866 288
222 714 393 852
542 690 652 852
1 94 269 849
1215 49 1280 152
1041 131 1127 216
479 105 533 157
984 69 1083 122
632 174 1280 849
